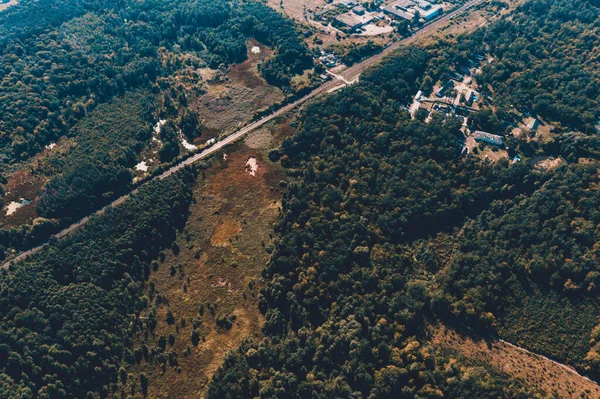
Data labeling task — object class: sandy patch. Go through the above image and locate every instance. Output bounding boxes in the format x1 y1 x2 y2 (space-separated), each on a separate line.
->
135 161 148 172
181 135 197 151
154 119 166 135
0 0 17 12
45 143 57 150
6 198 31 216
245 157 259 176
251 46 261 54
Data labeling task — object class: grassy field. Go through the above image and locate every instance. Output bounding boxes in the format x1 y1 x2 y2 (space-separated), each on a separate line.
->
192 41 284 141
124 116 297 398
430 323 600 398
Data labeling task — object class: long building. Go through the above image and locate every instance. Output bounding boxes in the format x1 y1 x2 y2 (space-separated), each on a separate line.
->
473 131 504 146
382 0 414 20
383 0 442 21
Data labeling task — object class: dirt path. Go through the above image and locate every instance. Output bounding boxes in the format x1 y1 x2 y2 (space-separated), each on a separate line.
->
1 0 481 270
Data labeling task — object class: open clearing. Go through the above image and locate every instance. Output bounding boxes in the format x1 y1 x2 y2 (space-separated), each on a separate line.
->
266 0 325 23
193 41 283 140
126 116 297 399
430 324 600 399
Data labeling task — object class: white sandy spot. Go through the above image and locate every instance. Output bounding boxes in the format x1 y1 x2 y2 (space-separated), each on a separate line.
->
6 198 31 216
154 119 166 135
181 132 197 151
245 157 259 176
251 46 261 54
45 143 57 150
223 153 228 161
135 161 148 172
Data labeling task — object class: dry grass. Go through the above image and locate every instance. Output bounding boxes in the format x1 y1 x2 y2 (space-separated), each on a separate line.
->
192 41 284 141
266 0 325 23
533 156 564 171
430 324 600 399
125 117 297 399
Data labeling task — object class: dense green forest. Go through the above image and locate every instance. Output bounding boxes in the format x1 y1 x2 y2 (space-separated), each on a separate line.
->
6 0 600 397
206 0 600 393
0 167 196 398
0 0 311 165
207 49 549 398
457 0 600 133
0 0 313 254
36 91 156 219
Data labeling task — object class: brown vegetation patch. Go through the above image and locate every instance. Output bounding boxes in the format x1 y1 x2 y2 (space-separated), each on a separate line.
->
0 169 45 226
126 117 292 398
533 156 564 171
210 217 241 247
191 42 283 139
194 85 283 139
430 324 600 399
266 0 325 23
228 40 273 89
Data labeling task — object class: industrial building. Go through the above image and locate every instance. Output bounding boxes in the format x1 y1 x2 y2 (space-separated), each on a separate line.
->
334 10 376 30
382 0 414 20
382 0 443 22
416 4 443 20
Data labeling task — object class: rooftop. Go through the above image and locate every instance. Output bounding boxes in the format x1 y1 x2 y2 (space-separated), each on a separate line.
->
473 131 504 145
335 11 375 28
382 3 413 20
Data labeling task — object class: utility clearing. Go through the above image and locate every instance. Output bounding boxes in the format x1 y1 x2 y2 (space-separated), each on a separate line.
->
430 324 600 399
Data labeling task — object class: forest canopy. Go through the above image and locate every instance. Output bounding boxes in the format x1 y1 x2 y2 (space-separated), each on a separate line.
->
0 0 311 165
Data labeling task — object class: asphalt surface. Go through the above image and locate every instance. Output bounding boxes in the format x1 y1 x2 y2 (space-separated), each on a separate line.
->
1 0 481 269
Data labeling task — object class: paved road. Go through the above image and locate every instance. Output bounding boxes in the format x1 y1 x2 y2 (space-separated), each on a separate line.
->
1 0 481 270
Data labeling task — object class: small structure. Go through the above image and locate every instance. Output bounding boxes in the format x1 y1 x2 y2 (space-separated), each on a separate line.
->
340 0 357 8
415 0 432 8
465 90 475 105
319 53 340 68
473 131 504 146
526 117 539 131
449 71 463 81
416 4 443 20
436 80 454 97
352 5 366 15
388 0 414 10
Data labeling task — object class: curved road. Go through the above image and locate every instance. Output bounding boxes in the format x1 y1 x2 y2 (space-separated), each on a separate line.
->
2 0 481 270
